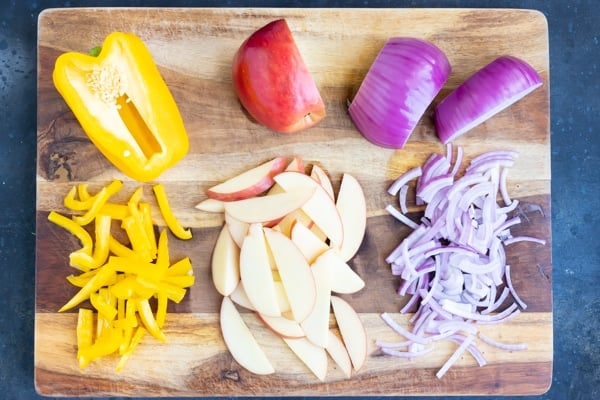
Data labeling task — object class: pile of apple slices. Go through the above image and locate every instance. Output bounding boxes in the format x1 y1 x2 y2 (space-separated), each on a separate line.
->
196 157 368 380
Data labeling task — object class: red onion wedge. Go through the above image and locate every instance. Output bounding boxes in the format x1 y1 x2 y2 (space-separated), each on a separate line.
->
348 38 451 149
378 147 545 378
434 56 543 144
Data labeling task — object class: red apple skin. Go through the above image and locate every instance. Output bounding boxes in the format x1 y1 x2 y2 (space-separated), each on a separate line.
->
232 19 326 134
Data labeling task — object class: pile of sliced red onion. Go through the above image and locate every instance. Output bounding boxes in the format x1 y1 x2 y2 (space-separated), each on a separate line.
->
377 145 546 378
348 38 542 148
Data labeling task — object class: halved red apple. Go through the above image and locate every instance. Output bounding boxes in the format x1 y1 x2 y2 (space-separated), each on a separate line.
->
232 19 326 134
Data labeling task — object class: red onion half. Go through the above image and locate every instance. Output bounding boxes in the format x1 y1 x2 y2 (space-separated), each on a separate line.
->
348 38 451 149
434 56 543 144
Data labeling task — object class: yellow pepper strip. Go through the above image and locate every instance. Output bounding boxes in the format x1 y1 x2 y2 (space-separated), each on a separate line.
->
78 327 123 369
77 183 90 201
116 326 146 373
135 276 186 304
48 211 93 256
162 275 195 288
140 202 157 256
108 234 142 259
66 269 99 288
90 290 118 321
59 264 116 312
155 229 170 272
110 275 155 300
121 216 154 262
73 180 123 225
136 298 166 342
53 32 189 182
152 184 192 240
69 214 111 270
76 308 94 351
166 257 193 276
100 203 130 220
106 256 162 281
155 291 168 329
64 185 95 211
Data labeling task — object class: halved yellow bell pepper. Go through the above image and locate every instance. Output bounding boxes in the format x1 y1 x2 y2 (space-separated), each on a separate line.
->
53 32 189 182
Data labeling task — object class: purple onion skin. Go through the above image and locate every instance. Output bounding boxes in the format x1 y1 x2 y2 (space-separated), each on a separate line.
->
349 38 451 149
434 56 543 144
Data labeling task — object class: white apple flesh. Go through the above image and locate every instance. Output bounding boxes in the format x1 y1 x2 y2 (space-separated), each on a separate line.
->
220 296 275 375
211 225 241 296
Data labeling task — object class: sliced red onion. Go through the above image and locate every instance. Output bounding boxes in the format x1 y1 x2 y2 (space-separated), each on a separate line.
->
348 37 451 148
434 56 543 144
377 146 546 378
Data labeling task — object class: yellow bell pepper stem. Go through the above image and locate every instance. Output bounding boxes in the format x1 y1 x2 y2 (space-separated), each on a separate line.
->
52 32 189 182
152 183 192 240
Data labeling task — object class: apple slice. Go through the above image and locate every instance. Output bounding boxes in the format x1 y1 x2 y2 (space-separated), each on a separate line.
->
195 198 225 213
211 225 240 296
267 156 307 196
229 282 255 311
283 337 328 381
206 157 287 201
273 171 344 247
325 330 352 379
310 164 335 200
273 281 291 313
220 296 275 375
335 173 367 261
232 19 326 134
330 296 367 371
224 212 249 248
274 208 314 237
240 224 281 317
300 260 332 348
290 220 329 263
263 228 316 323
224 187 314 224
314 249 365 294
258 313 305 338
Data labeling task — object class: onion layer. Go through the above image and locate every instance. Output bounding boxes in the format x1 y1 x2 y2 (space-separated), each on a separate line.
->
348 38 451 149
378 145 546 378
434 56 543 144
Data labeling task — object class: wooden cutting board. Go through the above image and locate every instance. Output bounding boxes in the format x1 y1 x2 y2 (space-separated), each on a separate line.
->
35 7 552 397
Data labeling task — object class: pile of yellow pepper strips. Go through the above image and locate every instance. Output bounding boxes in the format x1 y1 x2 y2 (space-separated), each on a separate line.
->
49 180 193 372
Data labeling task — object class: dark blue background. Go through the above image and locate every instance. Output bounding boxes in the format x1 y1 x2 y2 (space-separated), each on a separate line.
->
1 1 598 399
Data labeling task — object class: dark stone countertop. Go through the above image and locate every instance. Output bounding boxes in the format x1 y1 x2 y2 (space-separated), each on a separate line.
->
1 1 598 399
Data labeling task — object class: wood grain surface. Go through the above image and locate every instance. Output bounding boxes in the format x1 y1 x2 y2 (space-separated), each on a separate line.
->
35 7 552 396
